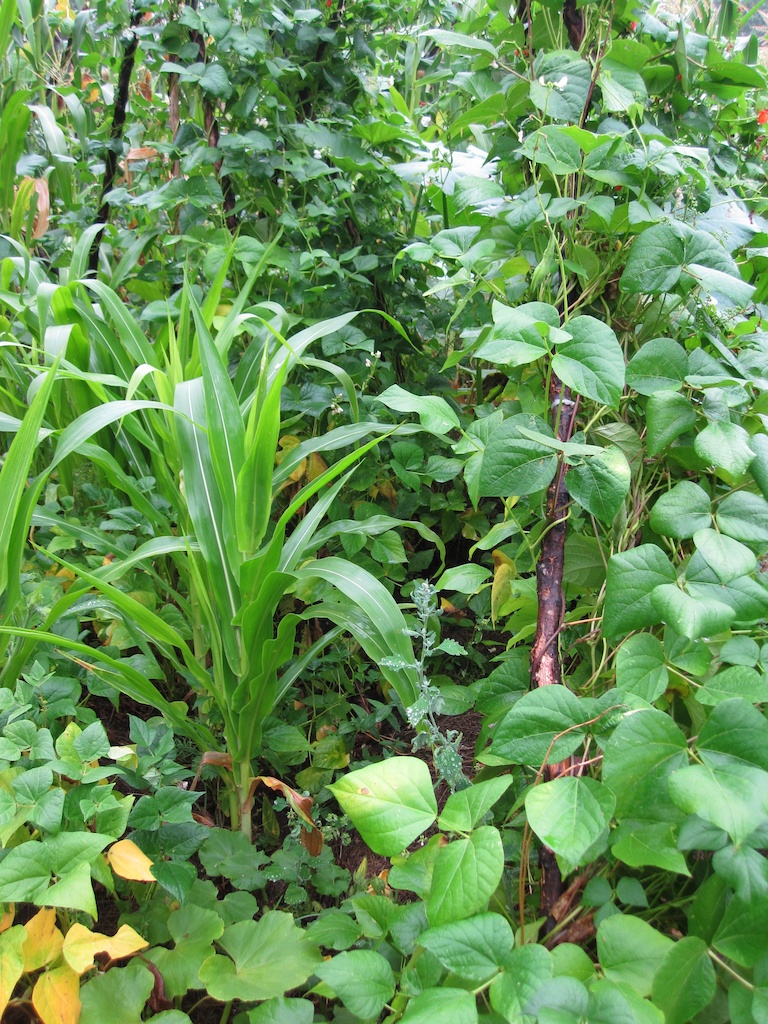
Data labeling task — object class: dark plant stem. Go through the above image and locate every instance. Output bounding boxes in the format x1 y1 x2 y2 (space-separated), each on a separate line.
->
87 26 139 274
188 11 237 232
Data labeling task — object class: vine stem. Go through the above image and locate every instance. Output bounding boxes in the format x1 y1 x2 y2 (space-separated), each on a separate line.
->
708 950 755 991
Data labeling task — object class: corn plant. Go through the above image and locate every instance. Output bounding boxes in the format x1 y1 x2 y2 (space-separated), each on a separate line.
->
0 247 431 838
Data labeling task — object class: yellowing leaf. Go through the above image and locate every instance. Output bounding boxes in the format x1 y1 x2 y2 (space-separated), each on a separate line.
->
0 905 14 933
491 549 516 625
106 839 155 882
23 908 64 972
126 146 158 162
32 964 81 1024
62 923 149 975
0 926 26 1018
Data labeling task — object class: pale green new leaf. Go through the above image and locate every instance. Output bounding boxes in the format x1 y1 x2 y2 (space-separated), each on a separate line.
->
329 757 437 856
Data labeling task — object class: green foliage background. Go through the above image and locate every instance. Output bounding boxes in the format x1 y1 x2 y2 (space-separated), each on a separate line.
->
2 0 768 1020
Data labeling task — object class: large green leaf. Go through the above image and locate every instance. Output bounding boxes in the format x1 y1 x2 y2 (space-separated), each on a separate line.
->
400 987 478 1024
616 634 669 704
694 421 754 477
526 777 615 875
620 221 742 296
626 337 688 395
603 545 676 639
646 391 697 456
567 446 630 522
650 584 735 641
438 777 514 833
79 961 155 1024
649 481 711 539
552 316 625 408
698 698 768 771
668 761 768 843
713 893 768 967
479 417 558 498
474 301 558 366
420 913 514 984
425 826 504 926
588 980 664 1024
611 820 690 875
198 913 322 1001
696 528 753 585
316 950 395 1019
530 51 593 122
602 708 688 821
597 915 673 996
715 491 768 542
329 757 437 857
651 937 720 1024
376 384 459 434
697 665 768 706
489 946 554 1020
491 685 586 766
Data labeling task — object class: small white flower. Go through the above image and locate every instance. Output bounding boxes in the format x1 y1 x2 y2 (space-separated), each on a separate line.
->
365 358 372 368
538 75 547 86
331 402 343 416
556 75 568 90
518 129 524 143
313 148 323 159
256 117 269 128
420 114 432 128
276 177 284 187
374 350 381 359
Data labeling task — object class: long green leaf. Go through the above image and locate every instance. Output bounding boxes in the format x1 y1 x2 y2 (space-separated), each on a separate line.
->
0 626 213 750
267 311 360 386
311 514 446 571
78 280 158 368
0 356 60 597
175 378 242 674
34 546 210 689
190 289 244 576
237 357 287 558
294 557 418 706
273 422 423 490
47 400 172 471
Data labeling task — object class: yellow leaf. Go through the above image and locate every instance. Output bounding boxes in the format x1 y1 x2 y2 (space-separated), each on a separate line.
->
22 908 63 972
32 964 81 1024
106 839 155 882
0 905 14 933
491 549 516 626
62 923 149 975
0 926 26 1018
